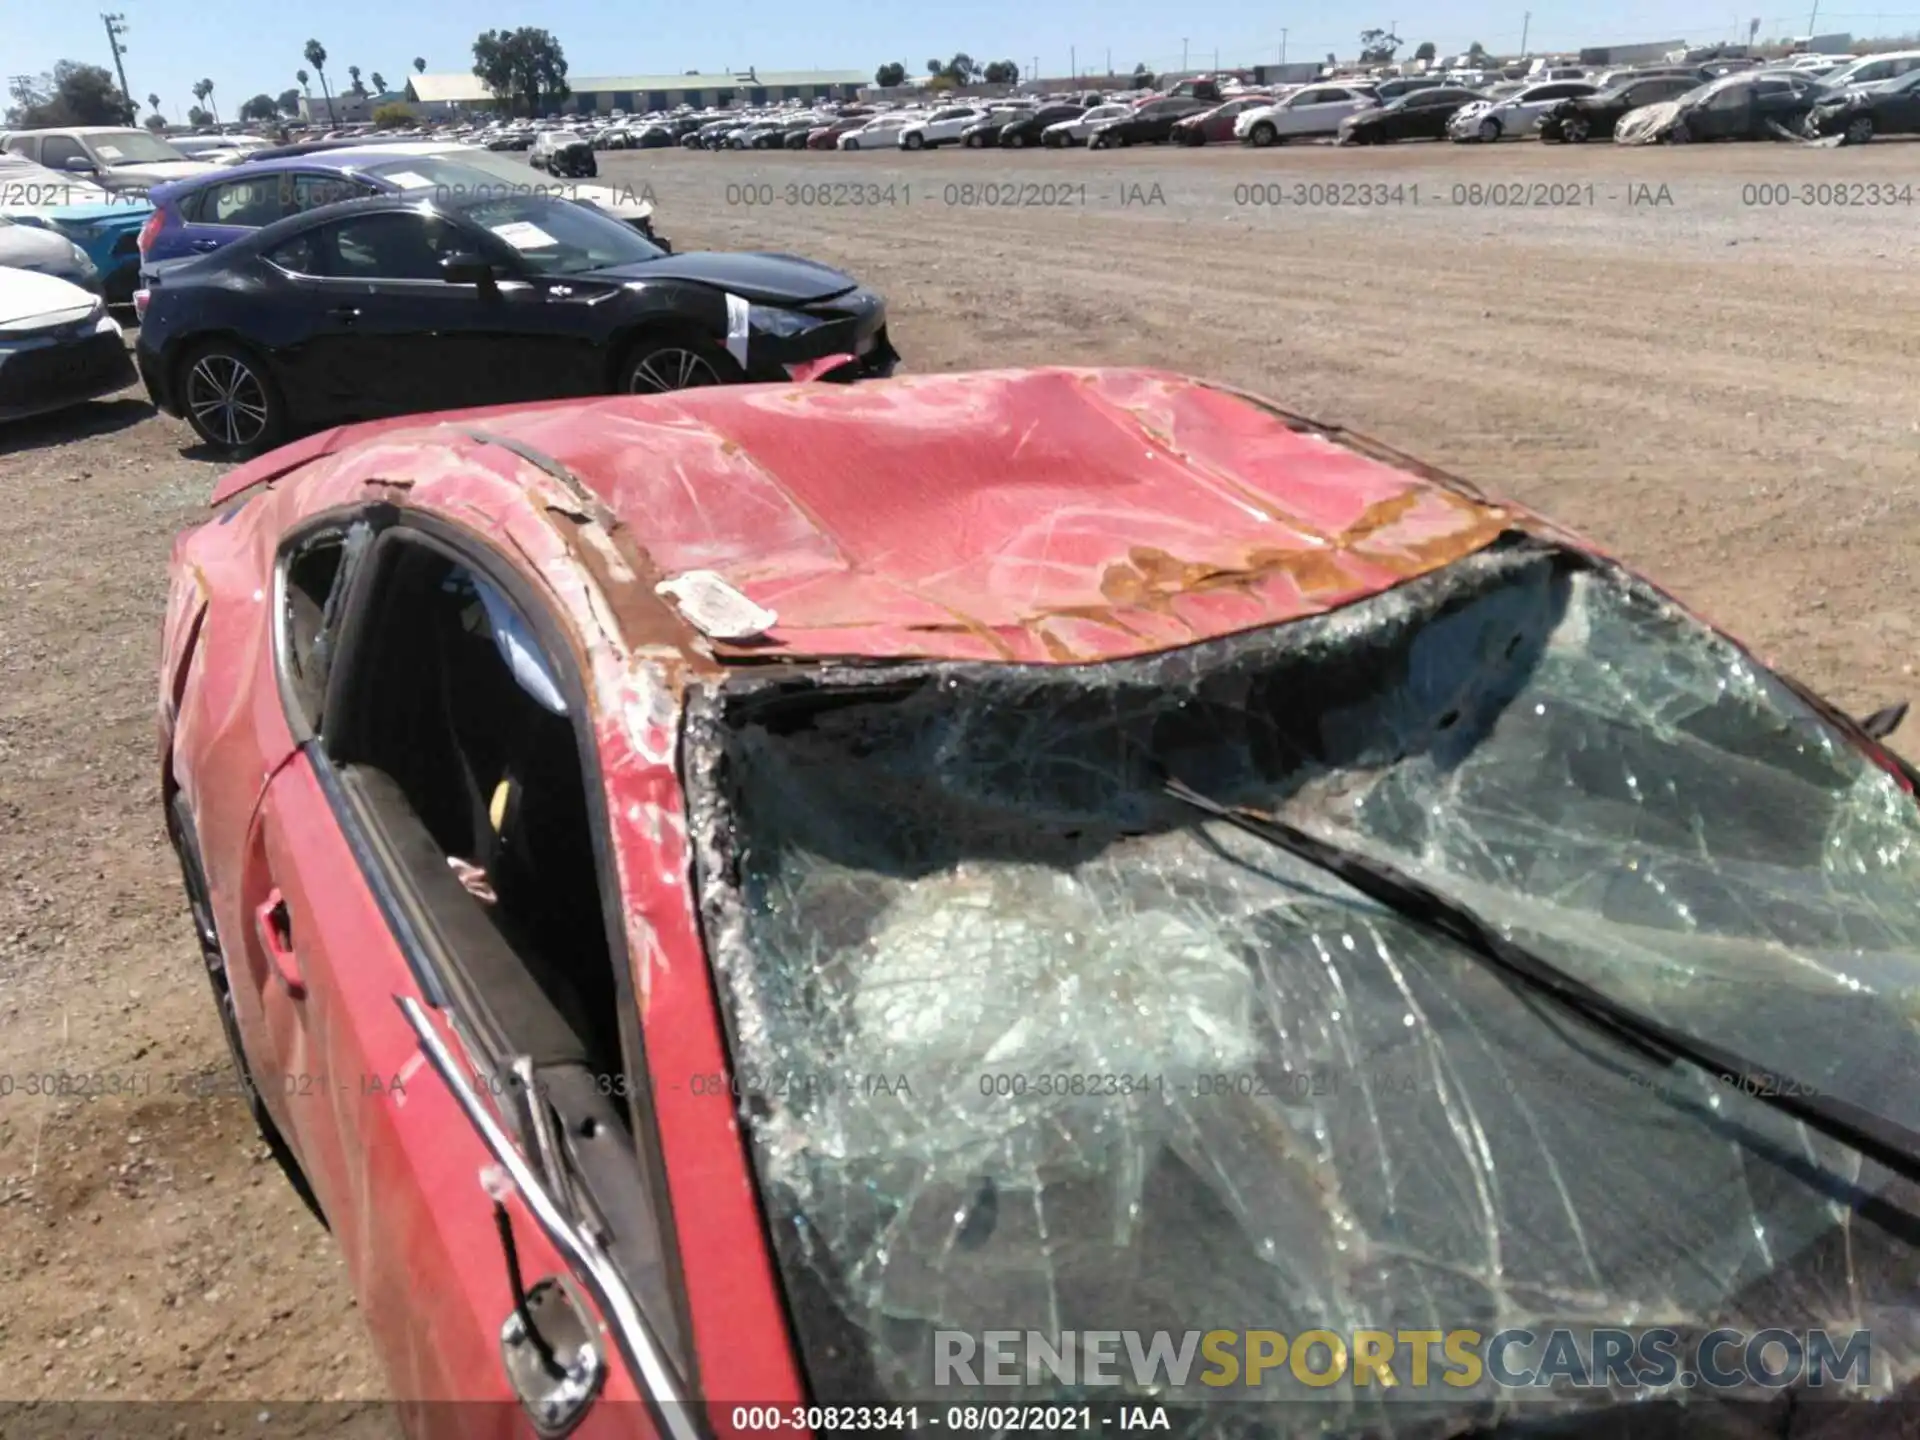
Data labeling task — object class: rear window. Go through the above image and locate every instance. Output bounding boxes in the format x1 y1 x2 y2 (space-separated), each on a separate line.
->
687 540 1920 1419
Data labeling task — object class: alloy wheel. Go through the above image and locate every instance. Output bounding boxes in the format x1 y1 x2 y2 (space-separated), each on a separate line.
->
628 348 724 393
186 353 270 449
1845 115 1875 145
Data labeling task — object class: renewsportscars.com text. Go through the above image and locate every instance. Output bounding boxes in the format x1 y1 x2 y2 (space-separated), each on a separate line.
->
934 1327 1873 1393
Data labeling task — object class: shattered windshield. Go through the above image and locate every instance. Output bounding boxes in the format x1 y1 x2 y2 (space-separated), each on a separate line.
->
683 539 1920 1432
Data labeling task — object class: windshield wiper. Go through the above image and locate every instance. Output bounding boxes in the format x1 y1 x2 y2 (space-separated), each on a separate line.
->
1163 775 1920 1187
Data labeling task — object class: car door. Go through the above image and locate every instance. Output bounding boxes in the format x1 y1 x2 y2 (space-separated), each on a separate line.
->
1280 88 1347 135
1746 76 1808 132
1692 81 1755 137
294 209 535 417
236 515 664 1433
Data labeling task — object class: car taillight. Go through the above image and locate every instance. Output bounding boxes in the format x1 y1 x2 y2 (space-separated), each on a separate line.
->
136 209 163 256
133 289 150 319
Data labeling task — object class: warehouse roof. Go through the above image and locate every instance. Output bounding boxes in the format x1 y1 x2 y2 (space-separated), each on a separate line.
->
406 69 867 103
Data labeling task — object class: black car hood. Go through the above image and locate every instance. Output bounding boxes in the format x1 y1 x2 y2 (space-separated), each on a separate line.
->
588 250 857 304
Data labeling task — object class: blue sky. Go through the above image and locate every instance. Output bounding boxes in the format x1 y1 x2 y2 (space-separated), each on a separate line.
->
15 3 1920 119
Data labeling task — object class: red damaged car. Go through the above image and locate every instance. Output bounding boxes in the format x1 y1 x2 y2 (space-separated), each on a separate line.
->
1171 93 1275 144
161 368 1920 1436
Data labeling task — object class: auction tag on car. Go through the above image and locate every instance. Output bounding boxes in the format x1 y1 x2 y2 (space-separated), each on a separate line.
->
489 221 556 249
382 171 432 189
95 145 123 160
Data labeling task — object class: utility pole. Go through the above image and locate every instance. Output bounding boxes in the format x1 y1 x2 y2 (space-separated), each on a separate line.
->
101 13 134 113
1071 45 1076 78
1281 29 1289 64
1807 0 1819 33
1182 38 1190 71
1105 48 1112 75
1519 10 1532 55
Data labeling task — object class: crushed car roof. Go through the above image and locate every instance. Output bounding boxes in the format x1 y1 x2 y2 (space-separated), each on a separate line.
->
213 367 1513 664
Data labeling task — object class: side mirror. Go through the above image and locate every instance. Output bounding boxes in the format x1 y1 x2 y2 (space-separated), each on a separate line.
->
64 155 100 174
1859 701 1909 741
442 252 499 289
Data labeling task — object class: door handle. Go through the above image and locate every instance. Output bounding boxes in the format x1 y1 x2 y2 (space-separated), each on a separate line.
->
328 305 361 324
189 238 220 252
254 891 305 999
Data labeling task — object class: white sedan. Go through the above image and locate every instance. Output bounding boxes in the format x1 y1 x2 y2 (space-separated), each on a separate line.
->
1041 103 1134 146
838 114 921 150
896 106 990 150
1448 80 1599 140
1234 85 1378 144
0 265 135 422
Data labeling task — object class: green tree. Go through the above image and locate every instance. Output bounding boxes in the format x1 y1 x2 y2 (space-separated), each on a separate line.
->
192 78 220 125
1414 41 1437 61
874 61 906 87
304 39 336 123
370 71 387 95
472 28 570 116
1131 63 1156 89
143 112 168 131
240 93 278 121
5 62 137 127
1467 41 1490 62
945 52 977 82
276 87 301 116
372 102 412 127
983 59 1020 84
1358 28 1402 63
187 105 211 127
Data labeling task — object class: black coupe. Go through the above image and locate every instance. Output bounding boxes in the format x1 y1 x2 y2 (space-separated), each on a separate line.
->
1335 87 1482 144
1538 74 1704 142
996 103 1085 148
134 191 897 455
1086 96 1214 148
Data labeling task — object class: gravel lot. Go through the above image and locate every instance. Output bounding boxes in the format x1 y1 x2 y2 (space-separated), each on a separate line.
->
3 137 1919 1405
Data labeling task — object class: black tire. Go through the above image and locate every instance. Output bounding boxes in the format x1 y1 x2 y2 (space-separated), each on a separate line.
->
177 339 286 457
616 333 743 394
964 133 981 147
1562 116 1591 143
1005 130 1027 148
1478 117 1502 143
1844 114 1875 145
1247 121 1279 147
902 131 925 150
166 793 324 1225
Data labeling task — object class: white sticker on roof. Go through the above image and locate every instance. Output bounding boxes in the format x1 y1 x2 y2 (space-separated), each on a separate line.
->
382 170 432 189
94 145 123 160
489 220 556 249
654 571 777 641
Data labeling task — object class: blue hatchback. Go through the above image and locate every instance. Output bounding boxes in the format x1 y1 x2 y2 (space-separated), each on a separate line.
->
140 146 661 274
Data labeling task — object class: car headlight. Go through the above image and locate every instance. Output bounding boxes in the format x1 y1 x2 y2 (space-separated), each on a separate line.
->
0 299 100 334
747 305 826 338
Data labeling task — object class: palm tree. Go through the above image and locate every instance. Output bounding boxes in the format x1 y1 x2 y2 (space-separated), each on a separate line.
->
413 57 426 74
347 64 364 97
192 78 219 126
370 71 387 96
146 91 160 114
304 39 336 124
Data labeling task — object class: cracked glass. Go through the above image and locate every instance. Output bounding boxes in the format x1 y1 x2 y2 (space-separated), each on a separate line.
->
682 539 1920 1434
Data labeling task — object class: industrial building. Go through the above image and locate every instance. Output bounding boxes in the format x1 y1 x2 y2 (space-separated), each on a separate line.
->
1576 39 1685 65
402 69 867 117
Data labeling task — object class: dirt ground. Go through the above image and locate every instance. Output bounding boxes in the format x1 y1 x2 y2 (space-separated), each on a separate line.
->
2 137 1918 1407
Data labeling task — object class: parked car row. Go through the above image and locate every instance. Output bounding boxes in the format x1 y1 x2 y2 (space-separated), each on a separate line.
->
661 59 1920 153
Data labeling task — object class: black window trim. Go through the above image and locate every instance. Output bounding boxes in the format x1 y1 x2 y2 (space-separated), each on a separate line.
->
278 506 699 1393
